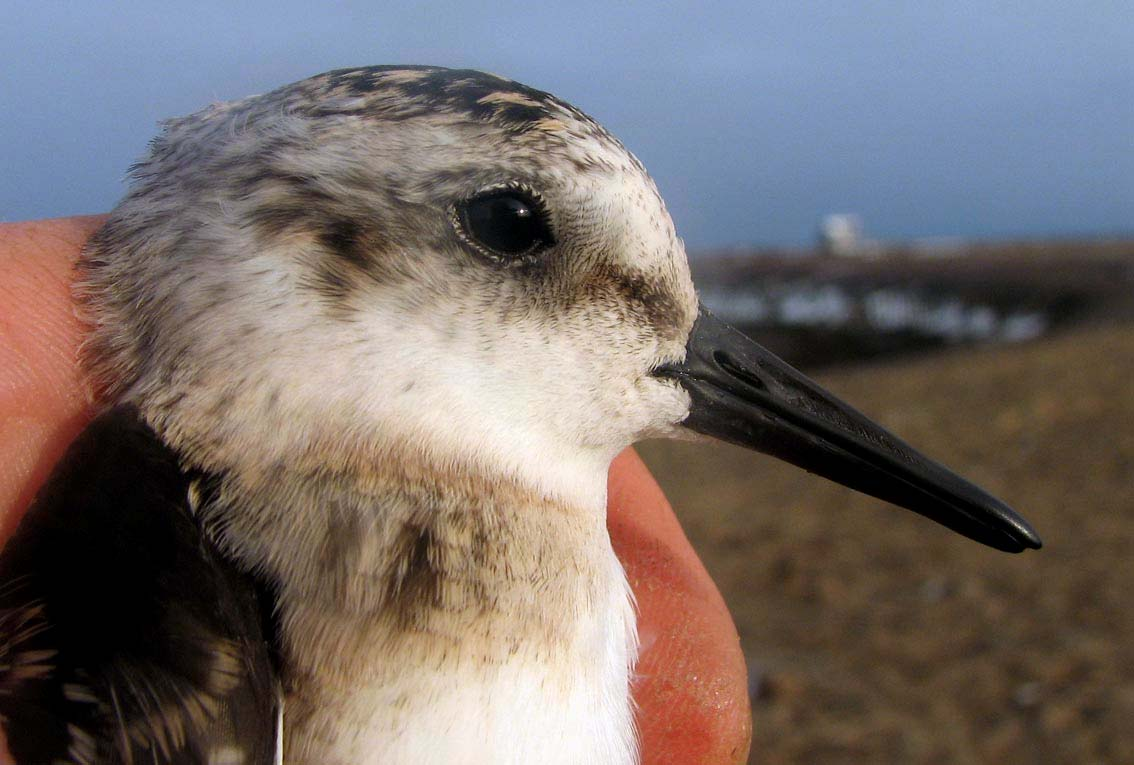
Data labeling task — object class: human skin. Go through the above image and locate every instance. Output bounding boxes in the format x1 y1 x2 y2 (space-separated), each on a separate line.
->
0 216 751 764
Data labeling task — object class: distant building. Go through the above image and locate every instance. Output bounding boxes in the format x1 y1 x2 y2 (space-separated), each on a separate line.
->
821 214 889 258
818 213 865 257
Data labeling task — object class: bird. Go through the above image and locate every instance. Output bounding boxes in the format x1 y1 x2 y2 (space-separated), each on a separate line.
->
0 65 1041 764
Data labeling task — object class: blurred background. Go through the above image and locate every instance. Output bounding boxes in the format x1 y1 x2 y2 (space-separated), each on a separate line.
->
4 2 1132 762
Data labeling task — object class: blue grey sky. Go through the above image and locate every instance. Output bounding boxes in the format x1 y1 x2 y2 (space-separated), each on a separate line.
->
3 1 1131 249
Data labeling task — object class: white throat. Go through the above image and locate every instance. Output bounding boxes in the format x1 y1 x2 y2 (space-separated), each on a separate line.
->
197 440 639 765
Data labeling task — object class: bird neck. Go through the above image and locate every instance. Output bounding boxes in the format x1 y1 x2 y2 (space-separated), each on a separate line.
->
203 447 638 763
277 454 618 653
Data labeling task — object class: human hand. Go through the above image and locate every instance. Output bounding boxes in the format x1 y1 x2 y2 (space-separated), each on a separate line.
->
0 216 751 764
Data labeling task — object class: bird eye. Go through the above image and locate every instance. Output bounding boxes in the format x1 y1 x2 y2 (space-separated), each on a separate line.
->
456 189 554 262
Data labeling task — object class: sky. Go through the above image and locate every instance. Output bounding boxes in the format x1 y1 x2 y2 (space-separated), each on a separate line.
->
2 1 1131 250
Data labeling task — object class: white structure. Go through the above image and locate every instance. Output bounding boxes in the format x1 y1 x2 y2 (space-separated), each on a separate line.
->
818 213 866 257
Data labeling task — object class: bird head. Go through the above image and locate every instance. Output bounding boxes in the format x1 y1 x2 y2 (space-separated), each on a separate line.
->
79 66 1039 549
79 67 697 506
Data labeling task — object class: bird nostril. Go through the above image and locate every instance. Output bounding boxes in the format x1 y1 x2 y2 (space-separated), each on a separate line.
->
713 351 769 393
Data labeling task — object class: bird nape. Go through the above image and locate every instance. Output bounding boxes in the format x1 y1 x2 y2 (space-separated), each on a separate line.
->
0 65 1039 765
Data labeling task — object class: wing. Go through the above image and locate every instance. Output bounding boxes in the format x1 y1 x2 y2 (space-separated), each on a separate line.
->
0 405 280 764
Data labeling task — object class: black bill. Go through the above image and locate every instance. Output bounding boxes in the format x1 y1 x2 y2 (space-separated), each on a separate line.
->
654 306 1041 553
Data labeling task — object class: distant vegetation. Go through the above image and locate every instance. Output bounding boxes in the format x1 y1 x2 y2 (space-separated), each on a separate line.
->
691 238 1134 370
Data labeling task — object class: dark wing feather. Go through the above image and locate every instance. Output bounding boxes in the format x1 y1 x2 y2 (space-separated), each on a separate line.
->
0 405 280 764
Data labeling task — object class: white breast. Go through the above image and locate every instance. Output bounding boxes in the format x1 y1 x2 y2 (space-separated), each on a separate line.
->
283 543 639 765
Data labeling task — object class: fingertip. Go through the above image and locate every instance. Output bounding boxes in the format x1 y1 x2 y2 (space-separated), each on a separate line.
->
608 448 752 764
0 216 103 537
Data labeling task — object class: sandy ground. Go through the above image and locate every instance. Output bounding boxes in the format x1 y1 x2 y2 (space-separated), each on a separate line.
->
639 322 1134 764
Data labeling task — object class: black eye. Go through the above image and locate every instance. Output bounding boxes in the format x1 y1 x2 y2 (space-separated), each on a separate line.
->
456 189 554 262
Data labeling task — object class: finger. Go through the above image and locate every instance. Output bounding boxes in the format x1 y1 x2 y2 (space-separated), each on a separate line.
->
609 448 752 764
0 216 104 539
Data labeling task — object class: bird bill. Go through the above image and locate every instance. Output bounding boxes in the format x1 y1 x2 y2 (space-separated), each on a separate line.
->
655 306 1042 553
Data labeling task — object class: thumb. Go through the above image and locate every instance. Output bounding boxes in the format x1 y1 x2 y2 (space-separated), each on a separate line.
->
609 448 752 764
